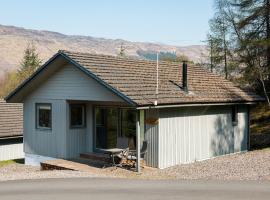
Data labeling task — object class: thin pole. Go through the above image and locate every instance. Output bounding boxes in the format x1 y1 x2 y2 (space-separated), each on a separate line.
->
136 111 141 173
156 53 159 102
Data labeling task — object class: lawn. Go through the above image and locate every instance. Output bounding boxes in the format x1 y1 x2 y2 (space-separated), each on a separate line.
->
0 159 24 168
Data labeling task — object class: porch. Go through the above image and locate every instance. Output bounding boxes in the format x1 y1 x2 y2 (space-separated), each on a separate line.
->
66 100 146 172
40 152 147 172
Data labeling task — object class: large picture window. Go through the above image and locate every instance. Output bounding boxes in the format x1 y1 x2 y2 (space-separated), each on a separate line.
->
95 107 136 150
36 103 52 129
70 104 85 128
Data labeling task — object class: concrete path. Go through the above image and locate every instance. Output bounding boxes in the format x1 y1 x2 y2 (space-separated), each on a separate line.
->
0 178 269 200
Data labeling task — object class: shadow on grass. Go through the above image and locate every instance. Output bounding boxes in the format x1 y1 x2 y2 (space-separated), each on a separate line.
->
250 134 270 150
13 158 24 164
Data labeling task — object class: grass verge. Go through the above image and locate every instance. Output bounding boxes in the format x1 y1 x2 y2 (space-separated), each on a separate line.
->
0 159 24 168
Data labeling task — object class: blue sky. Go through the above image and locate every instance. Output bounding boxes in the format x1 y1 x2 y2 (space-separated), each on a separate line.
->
0 0 214 46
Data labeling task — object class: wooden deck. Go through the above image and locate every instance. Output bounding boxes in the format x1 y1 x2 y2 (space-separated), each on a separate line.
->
41 158 108 172
41 152 110 172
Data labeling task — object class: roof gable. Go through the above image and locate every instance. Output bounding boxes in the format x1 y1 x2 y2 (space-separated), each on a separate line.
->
5 52 136 106
28 63 126 103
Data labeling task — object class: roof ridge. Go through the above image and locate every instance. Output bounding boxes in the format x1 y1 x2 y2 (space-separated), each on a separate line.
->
58 49 185 66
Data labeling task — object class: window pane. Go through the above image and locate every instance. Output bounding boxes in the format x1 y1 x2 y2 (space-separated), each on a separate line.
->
70 105 84 127
106 108 118 148
37 104 51 129
121 109 136 150
95 108 118 149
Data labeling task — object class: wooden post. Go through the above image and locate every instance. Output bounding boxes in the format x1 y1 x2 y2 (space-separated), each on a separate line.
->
136 110 141 173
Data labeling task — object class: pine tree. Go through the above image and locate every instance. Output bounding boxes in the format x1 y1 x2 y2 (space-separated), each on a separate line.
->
208 10 231 79
18 42 42 81
208 0 270 104
0 43 42 97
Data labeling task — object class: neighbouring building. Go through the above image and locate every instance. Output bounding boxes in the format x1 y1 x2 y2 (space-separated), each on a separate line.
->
0 99 23 161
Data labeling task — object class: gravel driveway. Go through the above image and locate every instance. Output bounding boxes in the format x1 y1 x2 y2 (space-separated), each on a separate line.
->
1 148 270 181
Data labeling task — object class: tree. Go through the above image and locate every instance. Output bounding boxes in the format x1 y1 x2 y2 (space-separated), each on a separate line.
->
207 0 270 105
235 0 270 72
118 43 126 57
18 42 42 82
160 53 192 63
0 71 19 97
208 1 232 79
0 43 42 97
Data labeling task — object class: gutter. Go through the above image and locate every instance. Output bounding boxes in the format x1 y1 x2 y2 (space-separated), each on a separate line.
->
136 101 257 110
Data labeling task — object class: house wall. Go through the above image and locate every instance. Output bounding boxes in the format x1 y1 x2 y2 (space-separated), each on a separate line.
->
23 63 124 160
158 105 249 169
24 98 67 158
0 138 24 161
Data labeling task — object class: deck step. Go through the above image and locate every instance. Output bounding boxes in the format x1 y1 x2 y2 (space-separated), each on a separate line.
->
80 152 110 163
40 159 100 172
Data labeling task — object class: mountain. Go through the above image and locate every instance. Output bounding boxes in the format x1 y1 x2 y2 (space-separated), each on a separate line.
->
0 24 208 79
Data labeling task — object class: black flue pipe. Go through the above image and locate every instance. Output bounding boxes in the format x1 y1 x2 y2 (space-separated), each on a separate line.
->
182 61 188 92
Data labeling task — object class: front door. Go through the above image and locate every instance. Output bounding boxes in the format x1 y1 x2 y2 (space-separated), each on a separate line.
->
95 107 118 149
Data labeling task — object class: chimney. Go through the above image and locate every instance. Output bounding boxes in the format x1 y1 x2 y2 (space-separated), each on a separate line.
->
182 61 188 92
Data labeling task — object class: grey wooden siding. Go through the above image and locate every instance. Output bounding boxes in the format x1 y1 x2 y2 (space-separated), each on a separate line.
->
158 105 249 169
144 109 159 167
234 105 248 152
29 64 124 102
24 98 67 158
66 103 94 158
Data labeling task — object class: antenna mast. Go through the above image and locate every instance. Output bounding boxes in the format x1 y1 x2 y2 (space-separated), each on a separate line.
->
155 53 159 106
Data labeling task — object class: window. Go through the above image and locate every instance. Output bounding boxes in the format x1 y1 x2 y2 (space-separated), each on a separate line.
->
70 104 85 128
36 103 52 129
232 105 238 126
94 107 136 150
120 109 136 138
95 107 118 149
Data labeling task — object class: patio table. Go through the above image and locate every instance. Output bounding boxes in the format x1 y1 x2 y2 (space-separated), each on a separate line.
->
99 148 124 166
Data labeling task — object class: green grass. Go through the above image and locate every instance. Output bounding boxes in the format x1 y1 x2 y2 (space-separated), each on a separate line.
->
0 159 24 168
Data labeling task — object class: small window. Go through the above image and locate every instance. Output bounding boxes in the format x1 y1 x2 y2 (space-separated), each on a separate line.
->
36 103 52 129
70 104 85 128
232 105 238 126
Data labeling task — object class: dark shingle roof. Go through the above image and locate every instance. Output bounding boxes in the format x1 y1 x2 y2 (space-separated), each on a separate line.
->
0 99 23 138
60 50 263 106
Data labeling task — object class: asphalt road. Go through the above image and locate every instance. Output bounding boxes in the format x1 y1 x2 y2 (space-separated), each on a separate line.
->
0 178 269 200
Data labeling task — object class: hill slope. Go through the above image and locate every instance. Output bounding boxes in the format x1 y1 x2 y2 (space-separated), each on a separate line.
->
0 24 207 79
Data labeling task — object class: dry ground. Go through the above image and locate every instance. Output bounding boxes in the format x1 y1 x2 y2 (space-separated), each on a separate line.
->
250 103 270 149
1 148 270 181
